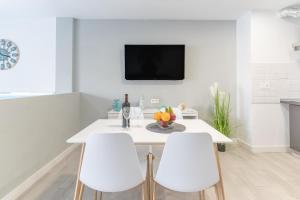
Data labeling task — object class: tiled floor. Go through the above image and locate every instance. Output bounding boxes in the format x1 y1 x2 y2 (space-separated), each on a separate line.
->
18 144 300 200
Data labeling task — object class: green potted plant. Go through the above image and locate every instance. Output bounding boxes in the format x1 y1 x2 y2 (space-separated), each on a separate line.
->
210 82 231 152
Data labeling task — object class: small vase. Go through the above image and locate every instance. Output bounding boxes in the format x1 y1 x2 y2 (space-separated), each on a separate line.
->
217 143 226 152
112 99 121 112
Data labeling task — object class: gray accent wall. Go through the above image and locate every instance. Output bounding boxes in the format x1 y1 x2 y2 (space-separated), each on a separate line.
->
74 20 236 127
0 93 80 198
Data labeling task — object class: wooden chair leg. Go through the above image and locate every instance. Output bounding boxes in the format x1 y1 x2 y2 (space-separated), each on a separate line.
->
199 190 205 200
94 190 97 200
153 182 156 200
74 144 85 200
147 153 155 200
78 184 84 200
214 184 221 200
142 183 148 200
214 144 226 200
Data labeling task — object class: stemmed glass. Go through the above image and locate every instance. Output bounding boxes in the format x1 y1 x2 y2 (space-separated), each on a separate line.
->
122 107 130 128
135 107 144 127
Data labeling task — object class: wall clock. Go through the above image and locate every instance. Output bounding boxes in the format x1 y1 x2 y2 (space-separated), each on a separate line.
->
0 39 20 70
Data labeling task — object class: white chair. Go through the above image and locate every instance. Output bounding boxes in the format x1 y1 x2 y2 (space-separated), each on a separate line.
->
154 132 220 200
79 133 147 199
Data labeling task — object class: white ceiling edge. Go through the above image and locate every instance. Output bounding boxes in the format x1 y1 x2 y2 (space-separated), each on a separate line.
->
0 0 299 20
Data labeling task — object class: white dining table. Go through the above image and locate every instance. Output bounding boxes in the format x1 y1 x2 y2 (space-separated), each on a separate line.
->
67 119 232 200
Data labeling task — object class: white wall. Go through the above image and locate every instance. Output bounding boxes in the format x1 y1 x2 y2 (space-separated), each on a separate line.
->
0 93 80 198
236 12 252 143
74 20 237 127
0 18 56 93
251 12 299 63
251 104 289 151
237 11 300 151
55 18 74 93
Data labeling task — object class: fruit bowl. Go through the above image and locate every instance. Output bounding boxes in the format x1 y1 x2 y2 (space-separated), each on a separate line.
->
153 107 176 129
157 121 174 129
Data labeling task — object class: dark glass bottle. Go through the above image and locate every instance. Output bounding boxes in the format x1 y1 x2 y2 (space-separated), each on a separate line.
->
122 94 130 128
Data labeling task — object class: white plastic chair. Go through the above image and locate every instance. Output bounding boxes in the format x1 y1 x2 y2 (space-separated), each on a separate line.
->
79 133 147 199
154 132 220 199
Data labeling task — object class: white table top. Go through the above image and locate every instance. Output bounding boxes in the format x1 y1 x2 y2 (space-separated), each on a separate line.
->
67 119 232 144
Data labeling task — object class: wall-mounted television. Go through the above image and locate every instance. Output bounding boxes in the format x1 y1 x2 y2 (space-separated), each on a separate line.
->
125 45 185 80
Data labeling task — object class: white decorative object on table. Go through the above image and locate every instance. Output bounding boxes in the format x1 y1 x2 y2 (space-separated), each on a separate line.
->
177 103 186 111
139 95 145 111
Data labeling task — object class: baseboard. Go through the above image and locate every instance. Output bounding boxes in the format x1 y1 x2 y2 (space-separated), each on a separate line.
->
237 138 290 153
291 149 300 158
1 144 79 200
237 139 254 152
229 137 239 144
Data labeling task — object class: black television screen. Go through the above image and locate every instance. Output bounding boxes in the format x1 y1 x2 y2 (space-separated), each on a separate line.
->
125 45 185 80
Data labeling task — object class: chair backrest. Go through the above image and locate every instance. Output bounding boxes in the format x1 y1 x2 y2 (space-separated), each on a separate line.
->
118 107 144 120
155 132 219 192
80 133 144 192
172 107 183 120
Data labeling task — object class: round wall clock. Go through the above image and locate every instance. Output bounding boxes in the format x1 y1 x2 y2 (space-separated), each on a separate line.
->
0 39 20 70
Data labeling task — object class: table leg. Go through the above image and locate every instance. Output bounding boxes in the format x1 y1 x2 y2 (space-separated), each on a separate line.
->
73 144 85 200
146 145 155 200
214 144 226 200
145 167 149 200
147 152 155 200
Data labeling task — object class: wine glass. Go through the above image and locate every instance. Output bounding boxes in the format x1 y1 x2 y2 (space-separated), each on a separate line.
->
135 107 144 127
122 107 130 128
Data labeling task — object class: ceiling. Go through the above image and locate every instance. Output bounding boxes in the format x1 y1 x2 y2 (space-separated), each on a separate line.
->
1 0 299 20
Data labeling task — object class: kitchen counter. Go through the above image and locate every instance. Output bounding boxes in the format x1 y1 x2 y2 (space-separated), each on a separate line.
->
280 98 300 106
281 99 300 153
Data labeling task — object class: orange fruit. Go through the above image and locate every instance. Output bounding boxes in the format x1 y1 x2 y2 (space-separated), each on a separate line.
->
154 112 162 121
161 112 171 122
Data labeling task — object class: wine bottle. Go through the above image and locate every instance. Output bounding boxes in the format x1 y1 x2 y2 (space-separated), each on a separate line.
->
122 94 130 128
